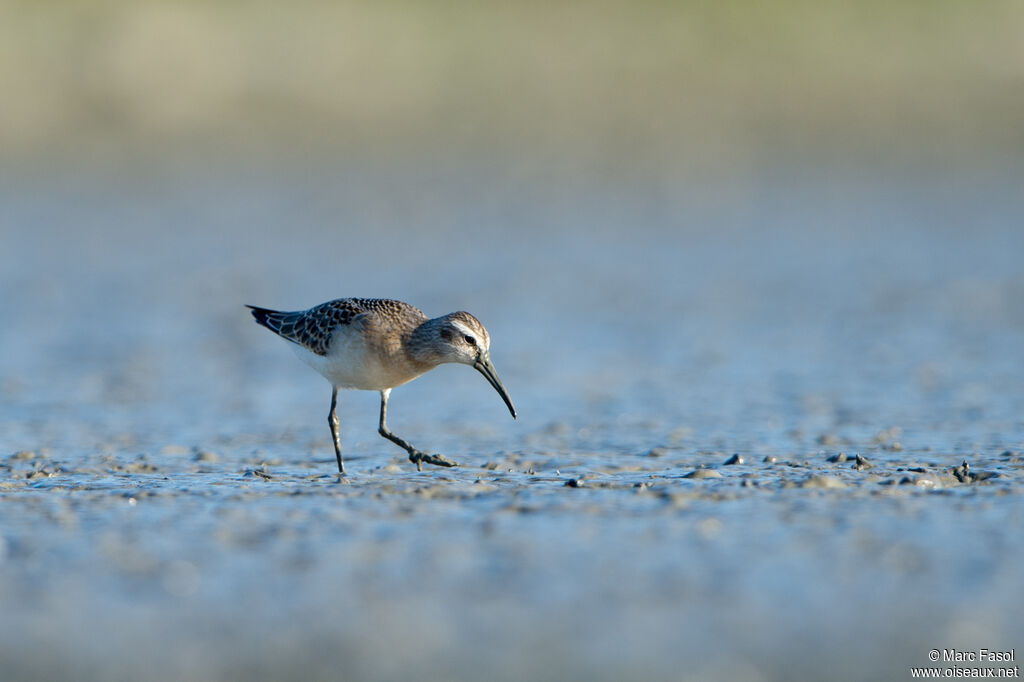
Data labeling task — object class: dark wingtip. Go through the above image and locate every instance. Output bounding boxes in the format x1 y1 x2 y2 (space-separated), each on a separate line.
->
246 305 274 328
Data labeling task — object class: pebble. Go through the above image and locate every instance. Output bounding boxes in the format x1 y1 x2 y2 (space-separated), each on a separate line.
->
827 453 847 463
874 427 902 443
564 478 585 488
669 427 693 442
763 456 778 464
647 448 668 457
800 475 846 489
852 454 873 471
723 454 743 465
948 461 1000 483
695 518 722 538
684 469 722 479
116 458 159 474
950 461 971 483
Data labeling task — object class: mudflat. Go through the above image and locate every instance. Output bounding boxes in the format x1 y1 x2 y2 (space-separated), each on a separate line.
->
1 159 1022 681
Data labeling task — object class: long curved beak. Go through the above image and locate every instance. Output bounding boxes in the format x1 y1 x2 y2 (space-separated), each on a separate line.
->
473 353 517 419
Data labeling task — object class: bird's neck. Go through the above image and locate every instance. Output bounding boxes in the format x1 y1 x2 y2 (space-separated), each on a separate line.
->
405 317 445 367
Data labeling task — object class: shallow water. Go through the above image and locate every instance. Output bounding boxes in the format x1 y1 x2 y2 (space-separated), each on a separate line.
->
1 155 1023 680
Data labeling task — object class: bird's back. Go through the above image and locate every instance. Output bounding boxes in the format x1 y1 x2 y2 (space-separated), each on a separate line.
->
248 298 434 390
247 298 426 356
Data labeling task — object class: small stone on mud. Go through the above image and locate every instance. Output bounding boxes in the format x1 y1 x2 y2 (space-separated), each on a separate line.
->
647 448 667 457
11 451 35 461
696 518 722 538
669 427 693 442
684 469 722 479
193 450 219 463
800 475 846 489
951 461 971 482
723 454 743 465
852 454 873 471
763 456 778 464
897 475 937 488
874 427 902 444
947 461 998 483
827 452 848 463
564 478 585 487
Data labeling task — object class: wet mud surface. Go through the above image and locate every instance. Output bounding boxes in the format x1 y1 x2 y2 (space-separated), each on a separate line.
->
2 436 1022 681
2 159 1023 680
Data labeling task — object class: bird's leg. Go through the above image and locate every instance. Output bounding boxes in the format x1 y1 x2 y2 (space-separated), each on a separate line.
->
328 387 345 474
377 389 457 470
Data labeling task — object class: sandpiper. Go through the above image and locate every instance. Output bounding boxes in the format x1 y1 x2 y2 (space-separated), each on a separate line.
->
247 298 516 473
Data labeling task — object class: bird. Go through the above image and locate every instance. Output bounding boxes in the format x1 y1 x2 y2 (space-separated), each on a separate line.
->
246 298 516 474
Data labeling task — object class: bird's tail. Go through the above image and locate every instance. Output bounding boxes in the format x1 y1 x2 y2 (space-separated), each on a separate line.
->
246 305 285 334
246 304 323 351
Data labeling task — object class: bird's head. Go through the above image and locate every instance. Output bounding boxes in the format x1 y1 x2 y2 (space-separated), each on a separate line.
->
427 311 516 419
435 311 491 364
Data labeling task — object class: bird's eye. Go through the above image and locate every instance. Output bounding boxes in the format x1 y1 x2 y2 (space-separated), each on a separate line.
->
464 335 476 346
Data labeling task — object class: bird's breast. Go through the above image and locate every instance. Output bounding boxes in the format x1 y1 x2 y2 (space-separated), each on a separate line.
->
292 325 425 390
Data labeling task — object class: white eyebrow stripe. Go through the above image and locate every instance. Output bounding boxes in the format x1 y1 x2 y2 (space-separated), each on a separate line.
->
451 320 489 347
451 321 476 338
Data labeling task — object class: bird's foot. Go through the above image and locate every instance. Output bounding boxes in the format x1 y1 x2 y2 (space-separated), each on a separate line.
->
408 450 458 470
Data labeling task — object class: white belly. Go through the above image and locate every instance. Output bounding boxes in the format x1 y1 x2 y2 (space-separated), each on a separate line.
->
289 329 419 390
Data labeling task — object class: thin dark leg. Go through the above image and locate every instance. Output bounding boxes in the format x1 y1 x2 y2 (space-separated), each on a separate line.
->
377 389 456 470
328 387 345 474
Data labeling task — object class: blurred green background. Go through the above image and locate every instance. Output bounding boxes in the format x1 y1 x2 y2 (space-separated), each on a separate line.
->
5 0 1023 170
